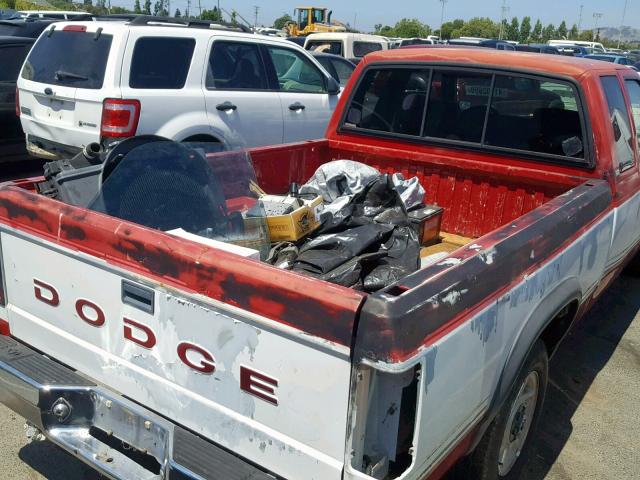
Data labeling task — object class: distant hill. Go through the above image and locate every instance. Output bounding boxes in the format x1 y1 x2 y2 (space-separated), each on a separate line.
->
598 26 640 44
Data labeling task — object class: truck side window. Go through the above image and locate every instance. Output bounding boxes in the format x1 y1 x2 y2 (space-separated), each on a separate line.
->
624 79 640 150
601 76 635 172
345 68 430 136
424 70 492 143
484 75 584 158
207 41 267 90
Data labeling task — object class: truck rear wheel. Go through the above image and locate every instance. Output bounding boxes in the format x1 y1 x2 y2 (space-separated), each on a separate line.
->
470 339 548 480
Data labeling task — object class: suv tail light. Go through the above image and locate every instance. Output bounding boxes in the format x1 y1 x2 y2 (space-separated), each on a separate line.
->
101 99 140 138
15 87 20 118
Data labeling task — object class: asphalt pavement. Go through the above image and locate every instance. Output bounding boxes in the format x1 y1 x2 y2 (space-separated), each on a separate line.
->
0 159 638 479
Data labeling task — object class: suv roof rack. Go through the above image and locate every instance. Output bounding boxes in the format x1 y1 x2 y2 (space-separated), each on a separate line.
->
127 15 252 33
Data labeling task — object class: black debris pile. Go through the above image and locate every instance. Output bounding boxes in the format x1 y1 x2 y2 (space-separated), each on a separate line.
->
266 161 424 292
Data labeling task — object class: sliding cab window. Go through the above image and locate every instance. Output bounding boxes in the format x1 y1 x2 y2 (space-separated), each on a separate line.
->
306 40 343 56
484 76 585 159
344 66 587 164
207 41 268 90
130 37 195 89
424 70 492 142
602 76 635 172
353 42 383 58
265 46 327 93
624 79 640 153
345 68 430 136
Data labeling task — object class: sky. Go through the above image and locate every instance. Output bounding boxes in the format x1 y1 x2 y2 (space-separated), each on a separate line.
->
117 0 638 33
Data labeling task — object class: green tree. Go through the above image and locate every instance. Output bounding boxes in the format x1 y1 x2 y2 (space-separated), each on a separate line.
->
557 20 568 39
541 23 556 42
439 18 464 40
201 6 222 21
133 0 141 13
569 23 578 39
83 0 92 6
273 12 292 30
505 16 519 41
531 19 543 42
391 18 431 38
143 0 151 14
153 0 167 16
174 7 180 17
460 17 500 39
578 30 594 41
519 16 531 43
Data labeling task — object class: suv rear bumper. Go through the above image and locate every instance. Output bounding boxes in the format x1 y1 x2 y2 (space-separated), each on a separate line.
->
26 134 82 160
0 335 276 480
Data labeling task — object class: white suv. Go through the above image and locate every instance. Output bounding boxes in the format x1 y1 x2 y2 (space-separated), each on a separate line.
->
17 17 341 158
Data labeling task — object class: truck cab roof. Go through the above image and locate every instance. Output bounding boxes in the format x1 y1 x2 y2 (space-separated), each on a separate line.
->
361 46 630 79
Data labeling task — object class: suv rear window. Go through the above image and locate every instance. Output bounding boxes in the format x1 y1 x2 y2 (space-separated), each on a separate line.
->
0 45 31 82
21 30 112 89
344 66 587 164
130 37 195 89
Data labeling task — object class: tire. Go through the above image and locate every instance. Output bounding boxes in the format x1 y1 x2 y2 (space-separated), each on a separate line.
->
469 339 549 480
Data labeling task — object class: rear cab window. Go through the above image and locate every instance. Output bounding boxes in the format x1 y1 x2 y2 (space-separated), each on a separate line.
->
306 40 343 56
21 29 113 89
343 65 589 165
130 37 195 89
0 44 31 82
353 42 383 58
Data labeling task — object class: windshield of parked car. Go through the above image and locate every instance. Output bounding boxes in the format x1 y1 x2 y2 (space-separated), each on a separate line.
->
306 40 343 56
89 141 271 259
21 29 112 89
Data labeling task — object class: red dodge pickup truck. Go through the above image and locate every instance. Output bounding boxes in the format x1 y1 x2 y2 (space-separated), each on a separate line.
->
0 47 639 480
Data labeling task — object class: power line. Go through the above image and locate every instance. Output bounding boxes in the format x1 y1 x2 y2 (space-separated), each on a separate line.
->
577 4 584 33
618 0 629 48
498 0 509 40
439 0 447 38
593 12 603 40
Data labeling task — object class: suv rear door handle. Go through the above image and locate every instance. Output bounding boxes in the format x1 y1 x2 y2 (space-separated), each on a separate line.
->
216 101 237 112
289 102 306 111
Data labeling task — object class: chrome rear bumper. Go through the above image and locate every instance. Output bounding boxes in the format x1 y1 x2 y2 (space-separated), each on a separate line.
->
0 335 276 480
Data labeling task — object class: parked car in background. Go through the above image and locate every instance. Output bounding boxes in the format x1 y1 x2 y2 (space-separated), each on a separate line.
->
448 37 516 50
390 37 436 48
310 52 355 87
584 54 635 66
556 45 592 56
515 43 560 54
15 10 89 20
0 36 34 161
304 32 389 63
16 16 341 159
548 39 606 53
0 17 61 38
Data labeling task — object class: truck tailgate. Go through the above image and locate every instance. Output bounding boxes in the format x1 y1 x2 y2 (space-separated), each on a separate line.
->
0 188 365 480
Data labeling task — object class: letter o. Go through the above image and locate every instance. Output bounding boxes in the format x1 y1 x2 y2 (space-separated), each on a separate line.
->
75 299 105 327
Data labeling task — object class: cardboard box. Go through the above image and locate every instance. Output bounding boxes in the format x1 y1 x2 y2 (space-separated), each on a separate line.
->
265 196 323 242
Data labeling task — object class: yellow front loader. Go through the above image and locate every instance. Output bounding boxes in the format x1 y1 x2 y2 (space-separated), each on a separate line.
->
285 6 346 37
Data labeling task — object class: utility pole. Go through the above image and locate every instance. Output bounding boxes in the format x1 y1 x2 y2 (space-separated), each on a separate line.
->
253 5 259 29
593 12 603 40
186 0 190 18
618 0 629 48
577 4 584 33
353 12 357 31
197 0 202 19
498 0 509 40
439 0 447 39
